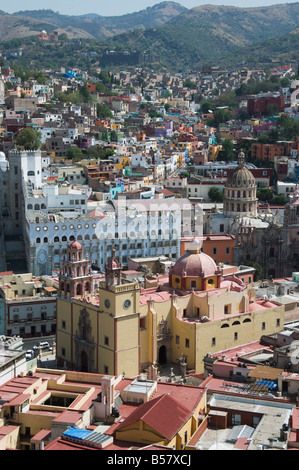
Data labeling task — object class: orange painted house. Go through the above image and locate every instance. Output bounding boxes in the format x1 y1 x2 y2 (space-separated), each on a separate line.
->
181 235 235 265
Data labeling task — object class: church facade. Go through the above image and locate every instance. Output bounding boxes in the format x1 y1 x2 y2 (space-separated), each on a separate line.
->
204 151 293 279
56 239 285 376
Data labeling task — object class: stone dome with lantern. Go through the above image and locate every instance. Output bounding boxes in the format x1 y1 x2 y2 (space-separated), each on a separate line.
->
223 151 258 218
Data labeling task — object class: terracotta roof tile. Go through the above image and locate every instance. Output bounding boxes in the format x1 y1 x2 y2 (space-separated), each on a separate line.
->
115 393 192 440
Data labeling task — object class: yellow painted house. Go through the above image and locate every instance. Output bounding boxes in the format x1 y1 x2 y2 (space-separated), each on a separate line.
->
114 155 130 170
114 391 206 449
56 240 285 377
208 144 222 161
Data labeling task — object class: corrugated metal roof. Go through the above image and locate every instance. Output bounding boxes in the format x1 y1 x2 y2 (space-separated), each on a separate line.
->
85 432 111 444
227 425 254 443
63 427 92 440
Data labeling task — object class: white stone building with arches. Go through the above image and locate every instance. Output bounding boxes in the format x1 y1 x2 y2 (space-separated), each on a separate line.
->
0 148 192 276
24 196 188 277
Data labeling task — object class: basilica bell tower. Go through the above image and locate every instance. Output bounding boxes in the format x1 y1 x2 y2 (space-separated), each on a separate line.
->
58 239 93 300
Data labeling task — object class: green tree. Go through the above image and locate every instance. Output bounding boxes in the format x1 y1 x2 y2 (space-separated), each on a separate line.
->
277 114 299 140
110 130 118 142
97 103 113 119
67 146 83 161
246 260 263 281
33 71 48 85
200 100 213 114
266 102 279 116
256 188 273 202
213 109 232 127
217 139 234 162
183 79 196 89
208 187 224 202
258 134 270 144
86 145 115 160
79 85 92 103
16 127 41 150
99 71 111 85
273 194 288 205
96 82 108 94
58 33 68 42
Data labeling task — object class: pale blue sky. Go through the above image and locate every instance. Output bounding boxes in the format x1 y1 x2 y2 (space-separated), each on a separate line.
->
2 1 299 16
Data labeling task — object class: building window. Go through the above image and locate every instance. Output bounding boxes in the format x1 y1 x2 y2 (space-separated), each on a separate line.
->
224 305 231 315
140 318 146 329
104 365 109 374
232 414 241 425
185 338 190 348
234 332 238 341
262 322 266 330
213 247 217 255
104 336 109 346
176 335 180 345
62 348 66 356
253 416 261 428
62 320 66 329
212 337 216 346
226 247 230 255
220 224 224 233
276 318 280 327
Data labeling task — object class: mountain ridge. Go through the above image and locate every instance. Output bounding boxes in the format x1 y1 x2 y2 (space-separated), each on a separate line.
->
1 3 299 71
5 2 187 40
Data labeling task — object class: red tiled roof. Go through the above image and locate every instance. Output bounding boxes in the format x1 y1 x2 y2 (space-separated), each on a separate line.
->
139 290 172 306
31 429 51 441
153 382 205 413
209 340 273 362
115 393 192 440
86 209 105 220
0 425 19 437
52 410 83 424
292 408 299 430
103 440 139 450
45 438 97 450
7 393 31 406
234 437 250 450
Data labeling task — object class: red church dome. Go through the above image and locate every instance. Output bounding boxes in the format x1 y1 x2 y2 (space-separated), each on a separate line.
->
171 251 218 278
69 240 82 250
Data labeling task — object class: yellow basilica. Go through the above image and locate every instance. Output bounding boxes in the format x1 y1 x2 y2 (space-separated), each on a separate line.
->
56 239 284 376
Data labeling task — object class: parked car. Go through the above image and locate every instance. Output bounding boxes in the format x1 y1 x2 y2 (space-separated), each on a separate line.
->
33 341 50 351
25 350 34 360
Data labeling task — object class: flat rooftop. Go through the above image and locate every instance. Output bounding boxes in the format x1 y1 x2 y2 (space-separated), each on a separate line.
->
204 394 294 451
